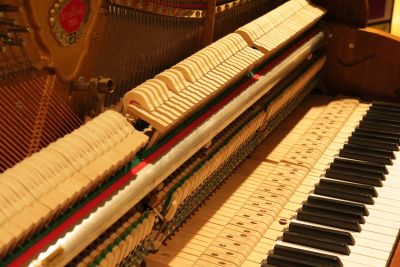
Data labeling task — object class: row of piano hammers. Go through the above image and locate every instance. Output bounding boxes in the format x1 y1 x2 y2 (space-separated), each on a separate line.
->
122 0 325 146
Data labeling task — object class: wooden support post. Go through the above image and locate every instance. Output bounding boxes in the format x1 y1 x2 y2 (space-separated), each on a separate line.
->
202 0 216 47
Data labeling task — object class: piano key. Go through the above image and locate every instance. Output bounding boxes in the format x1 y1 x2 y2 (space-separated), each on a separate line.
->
291 219 395 252
358 121 400 139
306 195 369 216
351 131 398 149
368 105 400 116
303 198 366 225
325 169 383 187
372 100 400 109
319 178 377 198
266 252 326 267
289 221 355 245
363 116 400 127
332 157 388 175
365 110 400 124
301 202 365 224
270 244 344 267
357 123 400 141
314 185 374 205
282 231 351 255
341 143 394 163
297 209 361 232
331 158 388 177
378 174 400 192
275 240 385 267
364 111 400 125
308 194 400 232
339 149 392 165
353 128 400 145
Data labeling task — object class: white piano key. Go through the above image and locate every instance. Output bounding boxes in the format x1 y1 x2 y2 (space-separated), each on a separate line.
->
275 240 387 267
362 207 400 222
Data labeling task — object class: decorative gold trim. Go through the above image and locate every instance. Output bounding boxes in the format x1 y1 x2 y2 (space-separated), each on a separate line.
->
50 0 91 47
109 0 253 18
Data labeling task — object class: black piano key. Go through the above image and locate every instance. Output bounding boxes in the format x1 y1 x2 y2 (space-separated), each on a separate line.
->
325 169 383 187
352 131 400 149
359 121 400 139
354 128 400 145
303 200 366 225
289 222 355 245
364 114 400 126
329 162 385 181
302 202 365 223
282 231 350 255
307 195 369 216
333 158 388 175
319 178 377 197
366 110 400 122
315 186 374 205
372 101 400 110
272 244 343 267
343 144 396 159
266 253 323 267
328 166 385 182
297 210 361 232
362 113 400 127
349 135 399 152
339 149 392 165
369 105 400 116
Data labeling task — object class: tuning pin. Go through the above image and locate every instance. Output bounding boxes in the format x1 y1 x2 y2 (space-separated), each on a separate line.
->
0 4 20 12
3 38 24 46
0 32 9 38
8 25 30 33
0 17 17 26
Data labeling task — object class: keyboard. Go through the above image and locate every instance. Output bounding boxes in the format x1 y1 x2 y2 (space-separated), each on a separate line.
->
264 101 400 267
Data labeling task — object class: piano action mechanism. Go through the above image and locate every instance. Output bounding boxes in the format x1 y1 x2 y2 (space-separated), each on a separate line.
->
0 0 400 266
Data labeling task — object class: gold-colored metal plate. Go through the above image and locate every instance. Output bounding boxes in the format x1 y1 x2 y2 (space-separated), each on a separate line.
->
50 0 91 47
